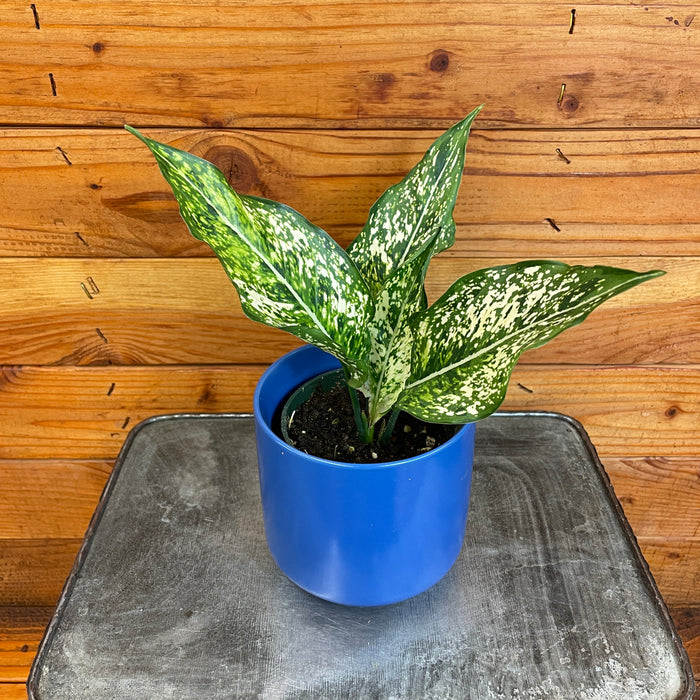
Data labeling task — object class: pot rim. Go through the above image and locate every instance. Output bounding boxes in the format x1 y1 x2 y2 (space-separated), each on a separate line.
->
254 344 475 471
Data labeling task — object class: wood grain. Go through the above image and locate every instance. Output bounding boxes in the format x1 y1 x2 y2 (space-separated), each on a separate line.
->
638 540 700 607
501 366 700 456
0 365 695 459
605 458 700 540
0 128 698 258
672 606 700 686
0 256 687 366
0 606 52 684
0 2 697 127
0 461 111 539
0 365 263 459
0 540 80 607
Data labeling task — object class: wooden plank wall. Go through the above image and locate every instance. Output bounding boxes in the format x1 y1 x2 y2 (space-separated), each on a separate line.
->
0 0 698 695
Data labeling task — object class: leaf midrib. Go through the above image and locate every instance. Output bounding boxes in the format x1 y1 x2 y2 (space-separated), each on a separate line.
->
369 282 416 419
394 146 459 271
189 169 341 350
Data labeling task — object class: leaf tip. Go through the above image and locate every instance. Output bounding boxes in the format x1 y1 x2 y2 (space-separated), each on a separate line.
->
124 124 153 149
463 104 484 124
635 268 666 285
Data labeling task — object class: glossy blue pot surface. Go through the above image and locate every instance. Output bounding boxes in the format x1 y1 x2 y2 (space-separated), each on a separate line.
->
254 344 475 607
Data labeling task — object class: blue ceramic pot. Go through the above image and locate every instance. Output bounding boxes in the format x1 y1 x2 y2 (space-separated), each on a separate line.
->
254 344 476 607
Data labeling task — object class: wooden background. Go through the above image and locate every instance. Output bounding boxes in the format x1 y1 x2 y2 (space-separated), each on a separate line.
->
0 0 698 696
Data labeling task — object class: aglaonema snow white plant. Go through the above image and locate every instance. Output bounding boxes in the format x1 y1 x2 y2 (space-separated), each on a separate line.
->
126 106 663 446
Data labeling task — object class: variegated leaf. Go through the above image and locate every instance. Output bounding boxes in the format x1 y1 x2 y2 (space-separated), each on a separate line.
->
126 126 371 386
398 262 665 423
347 106 482 296
363 235 438 425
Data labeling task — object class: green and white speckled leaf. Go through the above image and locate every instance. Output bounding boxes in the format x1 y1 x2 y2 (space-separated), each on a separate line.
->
347 106 482 296
363 235 438 425
398 262 665 423
126 126 371 386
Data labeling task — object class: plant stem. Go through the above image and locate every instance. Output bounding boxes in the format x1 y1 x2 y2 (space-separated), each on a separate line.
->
348 384 373 443
378 407 401 446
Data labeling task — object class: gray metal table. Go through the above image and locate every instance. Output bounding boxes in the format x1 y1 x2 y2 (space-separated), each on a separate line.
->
29 412 694 699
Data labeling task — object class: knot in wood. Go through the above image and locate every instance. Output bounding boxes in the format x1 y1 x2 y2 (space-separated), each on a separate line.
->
559 95 580 114
203 145 258 192
429 50 450 73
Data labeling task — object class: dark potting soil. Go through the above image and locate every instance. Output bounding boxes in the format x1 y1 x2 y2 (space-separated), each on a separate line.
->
283 377 459 464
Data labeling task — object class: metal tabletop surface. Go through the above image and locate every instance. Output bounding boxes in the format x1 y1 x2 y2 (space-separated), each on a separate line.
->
29 412 694 699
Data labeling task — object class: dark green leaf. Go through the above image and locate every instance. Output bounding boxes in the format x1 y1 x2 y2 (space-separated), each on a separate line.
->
398 262 665 422
347 106 482 296
126 125 371 385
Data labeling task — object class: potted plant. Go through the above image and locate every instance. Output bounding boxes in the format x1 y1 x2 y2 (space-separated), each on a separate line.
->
126 107 662 606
